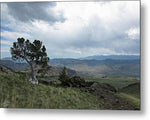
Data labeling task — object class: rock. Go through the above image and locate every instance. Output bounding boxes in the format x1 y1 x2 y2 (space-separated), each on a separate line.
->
89 82 117 93
102 76 107 78
101 83 117 93
29 78 38 84
100 95 105 99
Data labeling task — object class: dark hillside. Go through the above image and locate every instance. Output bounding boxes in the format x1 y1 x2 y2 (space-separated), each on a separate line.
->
0 65 14 74
0 60 28 71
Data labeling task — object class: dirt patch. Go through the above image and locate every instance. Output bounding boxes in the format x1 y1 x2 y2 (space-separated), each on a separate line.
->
83 82 138 110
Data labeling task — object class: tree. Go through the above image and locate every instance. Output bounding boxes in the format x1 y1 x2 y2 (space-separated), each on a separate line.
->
11 37 50 84
58 67 69 86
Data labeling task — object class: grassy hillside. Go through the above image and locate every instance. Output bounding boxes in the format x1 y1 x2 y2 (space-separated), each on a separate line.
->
0 71 100 109
0 65 140 110
84 76 139 89
115 82 140 110
119 82 140 98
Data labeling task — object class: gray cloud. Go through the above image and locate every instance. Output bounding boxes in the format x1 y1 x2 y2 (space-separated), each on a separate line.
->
1 2 140 58
6 2 66 23
61 16 140 56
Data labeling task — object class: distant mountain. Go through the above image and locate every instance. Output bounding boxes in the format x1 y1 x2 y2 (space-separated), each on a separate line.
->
1 56 140 78
1 57 12 61
81 55 140 60
50 59 140 78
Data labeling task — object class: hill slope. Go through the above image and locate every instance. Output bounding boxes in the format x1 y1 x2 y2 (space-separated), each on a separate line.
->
0 60 28 71
50 59 140 77
0 70 100 109
42 65 77 77
119 82 140 98
0 65 140 110
0 65 14 74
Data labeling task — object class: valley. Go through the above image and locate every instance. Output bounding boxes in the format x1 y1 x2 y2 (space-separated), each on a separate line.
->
0 56 140 110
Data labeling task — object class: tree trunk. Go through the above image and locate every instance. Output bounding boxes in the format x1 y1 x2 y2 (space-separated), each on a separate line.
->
30 64 38 84
24 58 38 84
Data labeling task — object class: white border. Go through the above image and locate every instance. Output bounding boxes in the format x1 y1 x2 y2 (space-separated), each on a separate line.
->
0 0 150 120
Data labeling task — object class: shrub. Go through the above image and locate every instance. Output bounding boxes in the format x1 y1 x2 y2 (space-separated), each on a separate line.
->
67 76 86 87
58 67 69 86
58 67 86 87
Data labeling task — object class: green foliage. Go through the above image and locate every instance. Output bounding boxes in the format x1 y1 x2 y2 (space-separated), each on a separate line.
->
11 38 49 65
10 37 50 82
58 67 69 85
0 72 100 109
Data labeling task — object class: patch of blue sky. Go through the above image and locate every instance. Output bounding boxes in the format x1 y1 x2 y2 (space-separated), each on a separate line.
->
1 36 11 47
1 26 13 32
1 36 6 40
1 44 11 47
1 16 14 32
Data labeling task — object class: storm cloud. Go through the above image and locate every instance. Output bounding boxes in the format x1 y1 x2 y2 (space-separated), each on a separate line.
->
1 1 140 58
6 2 66 23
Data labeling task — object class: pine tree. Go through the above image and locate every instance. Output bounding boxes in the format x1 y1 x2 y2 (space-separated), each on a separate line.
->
58 67 69 86
11 37 50 84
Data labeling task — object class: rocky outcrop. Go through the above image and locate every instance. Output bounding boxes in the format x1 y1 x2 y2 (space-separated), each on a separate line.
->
60 76 117 94
90 82 117 93
62 76 86 87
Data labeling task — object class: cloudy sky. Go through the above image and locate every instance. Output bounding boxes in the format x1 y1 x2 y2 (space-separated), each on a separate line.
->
1 1 140 59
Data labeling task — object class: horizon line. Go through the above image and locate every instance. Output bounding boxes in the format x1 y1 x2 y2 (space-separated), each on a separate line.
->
1 54 140 60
